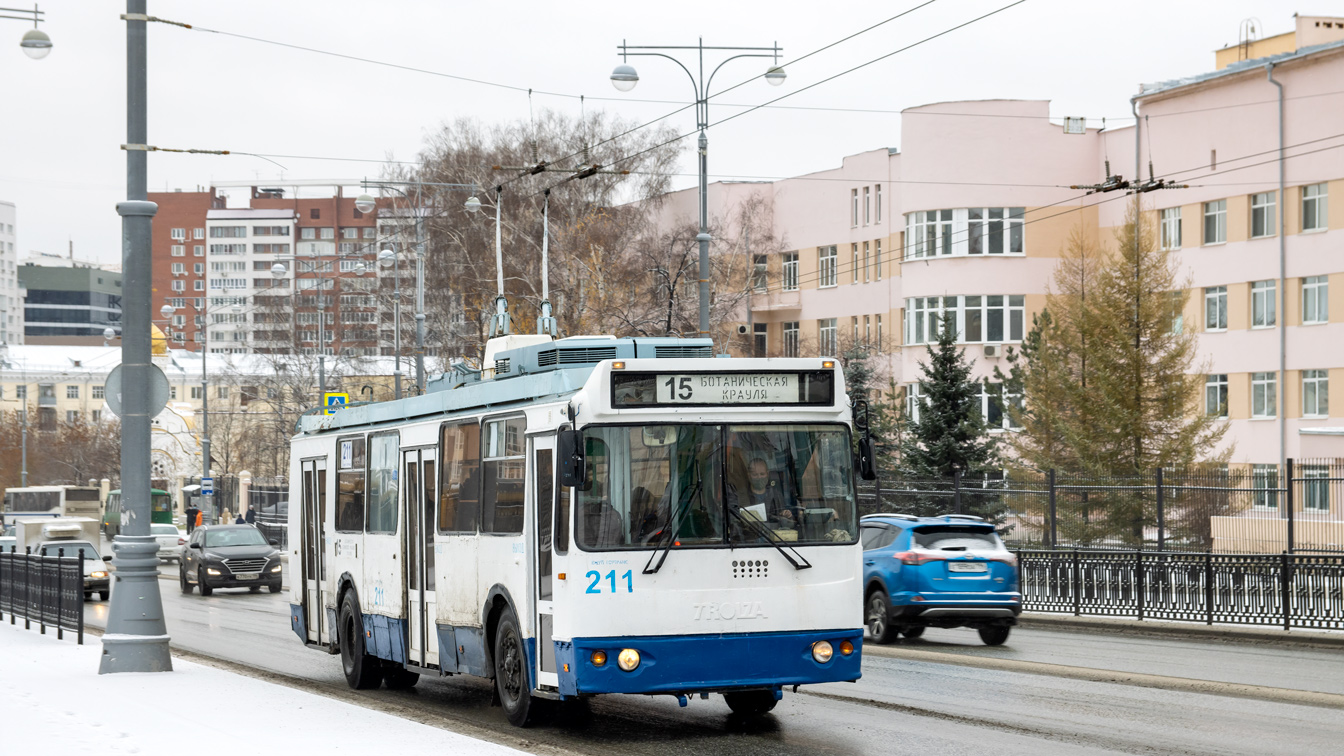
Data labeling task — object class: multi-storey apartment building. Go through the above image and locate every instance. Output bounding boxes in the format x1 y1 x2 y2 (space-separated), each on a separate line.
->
203 207 297 354
654 15 1344 468
150 188 226 347
0 201 23 345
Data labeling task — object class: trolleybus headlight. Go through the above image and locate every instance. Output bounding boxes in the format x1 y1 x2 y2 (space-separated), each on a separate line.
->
839 640 854 656
591 650 608 667
617 648 641 671
812 641 834 663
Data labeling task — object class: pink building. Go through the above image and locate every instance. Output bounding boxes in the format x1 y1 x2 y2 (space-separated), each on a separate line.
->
651 16 1344 471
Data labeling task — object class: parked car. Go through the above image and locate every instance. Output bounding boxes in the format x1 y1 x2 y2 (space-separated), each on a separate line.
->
861 513 1021 646
151 524 187 563
180 524 282 596
34 539 109 601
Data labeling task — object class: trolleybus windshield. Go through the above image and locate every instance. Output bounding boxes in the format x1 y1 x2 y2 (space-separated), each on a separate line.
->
576 423 856 551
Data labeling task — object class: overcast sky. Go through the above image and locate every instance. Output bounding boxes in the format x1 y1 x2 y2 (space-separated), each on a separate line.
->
0 0 1314 265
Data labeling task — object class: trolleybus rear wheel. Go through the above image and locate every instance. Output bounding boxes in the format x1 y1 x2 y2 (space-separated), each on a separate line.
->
383 662 420 690
339 591 383 689
493 607 539 727
723 689 778 716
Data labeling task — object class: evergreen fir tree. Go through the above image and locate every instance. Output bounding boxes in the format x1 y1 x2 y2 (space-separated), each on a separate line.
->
898 318 1000 518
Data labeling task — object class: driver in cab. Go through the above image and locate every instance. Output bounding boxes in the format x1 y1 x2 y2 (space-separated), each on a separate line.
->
731 458 798 528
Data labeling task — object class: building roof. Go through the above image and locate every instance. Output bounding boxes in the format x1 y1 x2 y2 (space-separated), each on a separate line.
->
206 208 297 220
0 344 402 382
1139 39 1344 98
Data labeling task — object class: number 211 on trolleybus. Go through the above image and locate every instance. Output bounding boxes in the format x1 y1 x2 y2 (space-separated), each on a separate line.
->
287 335 876 725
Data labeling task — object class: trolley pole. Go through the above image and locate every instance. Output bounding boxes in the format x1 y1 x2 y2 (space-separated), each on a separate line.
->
101 0 172 674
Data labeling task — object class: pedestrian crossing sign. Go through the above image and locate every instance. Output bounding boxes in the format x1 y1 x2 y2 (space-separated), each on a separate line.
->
324 392 349 415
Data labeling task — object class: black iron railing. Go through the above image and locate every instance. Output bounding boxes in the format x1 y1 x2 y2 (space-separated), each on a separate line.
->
0 547 86 644
1017 549 1344 630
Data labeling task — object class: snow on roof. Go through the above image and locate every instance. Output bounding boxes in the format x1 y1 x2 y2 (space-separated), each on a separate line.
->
0 344 402 381
1139 39 1344 98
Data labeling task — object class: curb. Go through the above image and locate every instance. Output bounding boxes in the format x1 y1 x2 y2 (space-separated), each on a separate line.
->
1018 612 1344 649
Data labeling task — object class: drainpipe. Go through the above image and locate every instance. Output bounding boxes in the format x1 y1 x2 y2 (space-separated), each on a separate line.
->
1267 62 1286 475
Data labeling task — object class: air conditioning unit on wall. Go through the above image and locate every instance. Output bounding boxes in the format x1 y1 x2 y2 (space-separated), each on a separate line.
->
736 324 750 335
983 344 1001 358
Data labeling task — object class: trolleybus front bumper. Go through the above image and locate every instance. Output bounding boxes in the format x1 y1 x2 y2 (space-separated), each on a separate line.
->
556 628 862 697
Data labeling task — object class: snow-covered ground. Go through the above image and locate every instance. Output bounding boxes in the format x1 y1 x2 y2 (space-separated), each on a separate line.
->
0 623 530 755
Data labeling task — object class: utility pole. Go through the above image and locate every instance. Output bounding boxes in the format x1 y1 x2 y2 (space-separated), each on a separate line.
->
102 0 172 674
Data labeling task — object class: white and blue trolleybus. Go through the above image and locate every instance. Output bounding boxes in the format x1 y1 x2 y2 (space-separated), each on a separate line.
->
287 335 870 725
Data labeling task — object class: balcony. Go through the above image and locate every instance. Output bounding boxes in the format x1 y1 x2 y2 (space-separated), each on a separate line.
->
750 289 801 313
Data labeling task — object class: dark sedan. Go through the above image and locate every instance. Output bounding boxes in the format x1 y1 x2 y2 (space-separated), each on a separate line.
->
180 524 282 596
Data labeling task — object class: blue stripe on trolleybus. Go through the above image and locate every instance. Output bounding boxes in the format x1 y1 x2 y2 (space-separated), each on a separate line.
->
360 614 407 664
555 628 863 696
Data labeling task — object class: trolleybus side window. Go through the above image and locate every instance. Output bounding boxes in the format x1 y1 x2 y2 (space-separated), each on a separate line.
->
422 457 435 589
481 417 526 535
536 448 553 600
439 420 481 533
365 432 400 535
555 472 571 555
335 436 366 533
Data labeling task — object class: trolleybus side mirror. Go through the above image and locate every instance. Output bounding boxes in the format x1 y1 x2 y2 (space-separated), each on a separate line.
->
558 429 587 489
857 436 877 481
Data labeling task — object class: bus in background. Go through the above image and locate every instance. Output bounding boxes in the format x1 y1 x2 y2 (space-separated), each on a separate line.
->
287 334 874 726
102 488 175 537
1 485 102 527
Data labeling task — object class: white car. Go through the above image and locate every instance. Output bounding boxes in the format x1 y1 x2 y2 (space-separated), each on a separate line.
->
152 524 187 563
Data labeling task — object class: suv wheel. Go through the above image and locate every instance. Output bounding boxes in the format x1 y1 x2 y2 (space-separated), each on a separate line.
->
180 565 194 594
978 625 1010 646
866 590 899 644
901 626 925 640
198 568 213 596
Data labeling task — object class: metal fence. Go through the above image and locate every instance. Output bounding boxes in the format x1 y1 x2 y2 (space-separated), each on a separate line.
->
249 479 288 549
860 458 1344 554
0 547 86 643
1017 549 1344 630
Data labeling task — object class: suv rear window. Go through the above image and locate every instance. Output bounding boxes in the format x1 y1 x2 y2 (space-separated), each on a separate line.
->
912 526 1000 552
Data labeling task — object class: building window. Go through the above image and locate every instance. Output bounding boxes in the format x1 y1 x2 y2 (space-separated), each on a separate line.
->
170 228 186 241
1251 280 1276 328
172 315 185 327
194 263 204 275
979 382 1022 430
863 242 870 283
875 185 882 223
341 227 358 239
320 227 335 240
300 228 316 240
1204 286 1227 331
782 252 798 291
818 246 837 287
1205 374 1228 417
907 209 953 258
171 245 185 257
905 208 1024 259
782 322 799 357
171 280 185 292
851 244 860 285
1160 207 1181 250
92 385 104 399
208 244 246 256
91 410 101 423
863 186 871 225
905 383 923 424
851 189 858 227
876 314 883 345
1303 370 1329 418
193 245 204 257
208 226 246 238
363 227 376 239
310 208 320 219
1302 183 1328 232
1303 465 1330 512
753 323 767 357
66 385 79 399
1203 200 1227 244
1251 192 1276 238
1303 276 1328 324
1251 372 1276 418
874 240 882 281
15 385 26 400
194 280 206 291
1252 464 1279 509
905 295 1025 345
819 318 837 356
752 254 767 292
851 316 859 343
190 386 202 399
171 263 185 275
863 315 871 345
66 410 80 423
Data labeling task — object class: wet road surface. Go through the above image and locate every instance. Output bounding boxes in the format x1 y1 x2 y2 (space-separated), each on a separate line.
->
83 578 1344 755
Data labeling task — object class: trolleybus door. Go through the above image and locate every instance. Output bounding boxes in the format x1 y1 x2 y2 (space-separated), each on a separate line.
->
300 457 328 644
532 435 559 689
403 448 439 667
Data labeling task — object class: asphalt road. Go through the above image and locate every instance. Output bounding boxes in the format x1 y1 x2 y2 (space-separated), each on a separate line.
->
82 576 1344 756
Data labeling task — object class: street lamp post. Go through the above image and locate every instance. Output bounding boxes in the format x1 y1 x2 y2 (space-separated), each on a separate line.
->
102 0 172 674
610 38 784 340
376 247 402 399
0 4 52 58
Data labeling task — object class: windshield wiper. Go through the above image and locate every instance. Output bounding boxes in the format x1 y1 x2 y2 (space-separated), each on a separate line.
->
726 504 812 570
642 477 700 575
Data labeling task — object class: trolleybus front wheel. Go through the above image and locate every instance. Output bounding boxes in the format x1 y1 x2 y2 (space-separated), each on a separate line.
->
723 689 778 716
493 607 540 727
339 591 383 689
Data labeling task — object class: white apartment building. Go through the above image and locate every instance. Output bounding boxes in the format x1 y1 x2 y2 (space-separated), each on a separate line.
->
203 208 297 354
0 201 23 345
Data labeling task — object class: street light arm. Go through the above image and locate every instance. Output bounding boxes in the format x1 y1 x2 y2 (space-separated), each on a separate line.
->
622 51 702 103
705 53 779 100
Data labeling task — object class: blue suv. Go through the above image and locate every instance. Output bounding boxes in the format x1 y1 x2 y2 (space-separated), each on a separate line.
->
860 514 1021 645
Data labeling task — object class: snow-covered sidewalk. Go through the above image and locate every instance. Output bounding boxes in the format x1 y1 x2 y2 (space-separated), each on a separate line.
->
0 623 530 755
